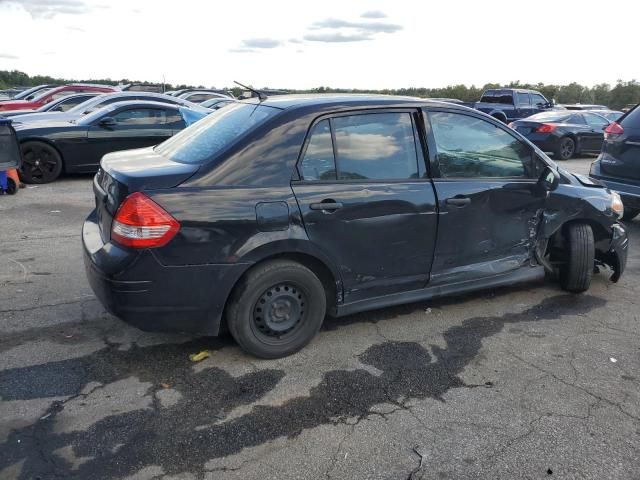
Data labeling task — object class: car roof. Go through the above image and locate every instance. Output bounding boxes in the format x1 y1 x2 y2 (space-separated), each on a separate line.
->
244 93 441 111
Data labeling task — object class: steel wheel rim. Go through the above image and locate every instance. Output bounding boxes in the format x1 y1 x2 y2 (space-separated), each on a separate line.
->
21 144 58 182
252 283 307 341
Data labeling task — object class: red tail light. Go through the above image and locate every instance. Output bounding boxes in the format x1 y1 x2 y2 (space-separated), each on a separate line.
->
536 123 557 133
604 122 624 137
111 192 180 248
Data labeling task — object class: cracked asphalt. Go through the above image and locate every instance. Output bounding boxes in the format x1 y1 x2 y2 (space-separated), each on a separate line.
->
1 157 639 480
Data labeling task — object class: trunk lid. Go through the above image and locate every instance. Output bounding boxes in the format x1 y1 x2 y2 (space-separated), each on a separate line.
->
94 147 199 242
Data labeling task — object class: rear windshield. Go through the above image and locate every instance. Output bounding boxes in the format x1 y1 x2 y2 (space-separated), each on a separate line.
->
155 103 280 164
528 112 572 122
480 90 513 104
620 104 640 128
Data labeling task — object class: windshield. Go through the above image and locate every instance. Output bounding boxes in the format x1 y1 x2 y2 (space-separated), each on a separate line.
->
528 112 572 122
155 102 280 165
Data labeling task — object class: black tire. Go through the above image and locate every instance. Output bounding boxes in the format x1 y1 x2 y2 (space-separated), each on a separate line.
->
622 208 639 222
19 141 63 184
559 223 594 293
226 260 327 359
5 178 17 195
555 137 575 161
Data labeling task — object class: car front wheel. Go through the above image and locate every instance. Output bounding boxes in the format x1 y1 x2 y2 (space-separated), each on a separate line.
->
559 223 594 293
20 141 63 184
226 260 327 359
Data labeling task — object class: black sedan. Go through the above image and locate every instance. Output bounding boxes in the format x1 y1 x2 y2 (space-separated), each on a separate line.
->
16 100 195 183
510 111 610 160
83 96 628 359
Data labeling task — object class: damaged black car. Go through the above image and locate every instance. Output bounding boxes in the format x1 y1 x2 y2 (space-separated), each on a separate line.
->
83 96 629 359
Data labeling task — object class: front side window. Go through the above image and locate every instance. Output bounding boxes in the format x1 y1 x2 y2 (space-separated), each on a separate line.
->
516 93 530 107
531 93 547 107
111 108 167 125
583 113 609 127
429 111 533 179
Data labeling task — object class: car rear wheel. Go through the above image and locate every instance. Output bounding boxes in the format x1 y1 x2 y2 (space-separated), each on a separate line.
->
555 137 575 161
622 208 639 222
559 223 594 293
226 260 327 359
19 141 63 184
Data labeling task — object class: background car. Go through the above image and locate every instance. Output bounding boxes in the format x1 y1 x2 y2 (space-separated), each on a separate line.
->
563 104 609 111
199 97 237 110
9 84 56 101
589 110 624 122
0 92 101 118
0 84 117 112
11 91 209 124
177 90 231 103
468 88 552 123
509 110 610 160
590 105 640 221
15 100 195 183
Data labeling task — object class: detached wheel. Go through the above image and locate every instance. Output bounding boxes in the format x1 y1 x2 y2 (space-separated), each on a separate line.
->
20 141 63 184
555 137 575 161
226 260 327 359
622 208 639 222
559 223 594 293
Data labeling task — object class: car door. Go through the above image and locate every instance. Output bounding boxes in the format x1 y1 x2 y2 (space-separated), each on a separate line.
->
291 110 438 303
515 92 533 119
582 113 609 151
424 108 546 285
86 106 176 168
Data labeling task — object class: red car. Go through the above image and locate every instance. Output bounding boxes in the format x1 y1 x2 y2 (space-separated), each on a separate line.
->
0 84 117 112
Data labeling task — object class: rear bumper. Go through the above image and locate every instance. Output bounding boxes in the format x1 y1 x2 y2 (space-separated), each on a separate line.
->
82 210 248 335
590 166 640 210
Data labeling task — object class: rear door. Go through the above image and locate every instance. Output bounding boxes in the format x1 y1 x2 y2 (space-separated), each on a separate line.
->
291 110 438 303
424 108 546 285
582 113 609 151
515 92 533 119
600 106 640 181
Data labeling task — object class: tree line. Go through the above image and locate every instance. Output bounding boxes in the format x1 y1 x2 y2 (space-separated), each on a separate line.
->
1 70 638 110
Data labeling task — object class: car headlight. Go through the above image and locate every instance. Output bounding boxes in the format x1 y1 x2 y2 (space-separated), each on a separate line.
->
611 192 624 219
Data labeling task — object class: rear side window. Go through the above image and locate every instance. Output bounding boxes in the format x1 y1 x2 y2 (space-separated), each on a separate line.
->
583 113 609 127
621 105 640 128
429 111 533 178
299 112 419 181
300 120 336 181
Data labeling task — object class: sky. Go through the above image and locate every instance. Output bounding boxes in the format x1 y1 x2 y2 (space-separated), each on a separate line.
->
0 0 638 90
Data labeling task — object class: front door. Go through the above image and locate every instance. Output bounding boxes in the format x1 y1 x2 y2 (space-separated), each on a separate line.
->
424 108 546 285
292 111 438 303
85 106 175 170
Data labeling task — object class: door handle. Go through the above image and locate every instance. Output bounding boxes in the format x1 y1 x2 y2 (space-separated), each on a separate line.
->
309 201 343 211
446 197 471 207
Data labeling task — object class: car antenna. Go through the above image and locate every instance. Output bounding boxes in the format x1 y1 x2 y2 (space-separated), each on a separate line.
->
233 81 267 102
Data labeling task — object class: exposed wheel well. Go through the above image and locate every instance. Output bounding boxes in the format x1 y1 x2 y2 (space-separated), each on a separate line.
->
546 219 610 263
220 252 339 333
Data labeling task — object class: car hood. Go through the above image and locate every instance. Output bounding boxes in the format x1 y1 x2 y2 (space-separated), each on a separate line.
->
0 100 34 111
9 111 78 124
13 120 79 131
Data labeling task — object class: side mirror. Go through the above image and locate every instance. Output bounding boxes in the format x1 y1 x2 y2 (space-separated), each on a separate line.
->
98 116 116 127
538 166 560 192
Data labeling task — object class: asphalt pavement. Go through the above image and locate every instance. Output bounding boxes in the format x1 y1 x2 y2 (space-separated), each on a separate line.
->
1 157 639 480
